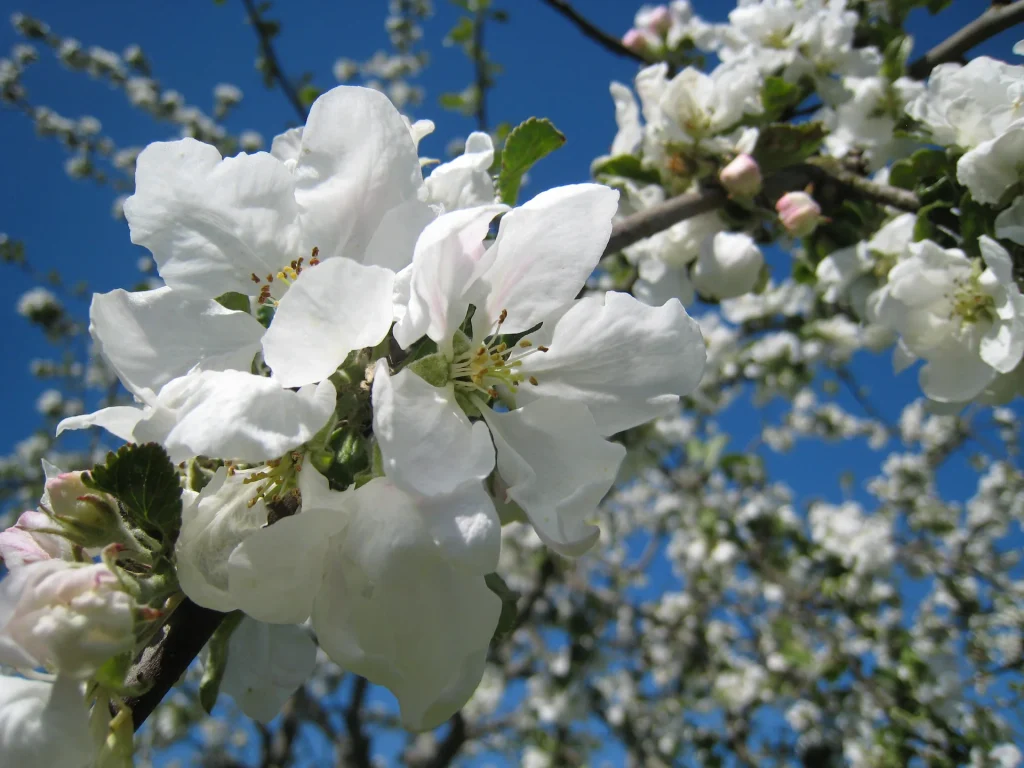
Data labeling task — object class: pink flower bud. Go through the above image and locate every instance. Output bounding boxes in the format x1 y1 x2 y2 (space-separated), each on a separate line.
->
776 191 824 238
622 29 652 53
0 511 71 567
719 154 763 198
44 471 121 548
637 5 672 35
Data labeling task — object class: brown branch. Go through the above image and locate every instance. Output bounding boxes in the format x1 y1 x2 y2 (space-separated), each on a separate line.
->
603 164 920 257
472 8 489 133
907 0 1024 79
240 0 309 122
123 598 226 731
538 0 652 66
343 676 373 768
422 712 467 768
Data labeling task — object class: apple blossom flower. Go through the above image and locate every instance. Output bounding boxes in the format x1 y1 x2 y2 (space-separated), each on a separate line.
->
375 184 707 555
175 465 501 731
776 191 824 238
0 559 135 678
718 154 761 198
874 237 1024 403
0 675 93 768
623 29 656 54
691 231 764 299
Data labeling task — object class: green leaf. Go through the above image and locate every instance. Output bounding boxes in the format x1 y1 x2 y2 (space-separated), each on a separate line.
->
591 155 661 185
298 84 321 108
497 118 566 205
881 35 912 81
215 291 251 314
199 611 244 714
751 122 826 173
445 16 474 46
761 76 803 120
485 572 520 643
85 443 183 546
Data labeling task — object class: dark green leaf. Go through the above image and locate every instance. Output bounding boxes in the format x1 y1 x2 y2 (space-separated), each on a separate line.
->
497 117 565 205
592 155 661 185
485 572 520 643
85 443 183 546
751 122 825 173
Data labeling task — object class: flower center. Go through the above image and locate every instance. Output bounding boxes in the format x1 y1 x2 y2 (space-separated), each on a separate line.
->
251 247 321 306
233 450 304 508
449 309 547 402
949 263 996 326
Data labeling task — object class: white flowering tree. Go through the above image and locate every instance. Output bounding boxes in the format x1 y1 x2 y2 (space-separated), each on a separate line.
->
1 0 1024 765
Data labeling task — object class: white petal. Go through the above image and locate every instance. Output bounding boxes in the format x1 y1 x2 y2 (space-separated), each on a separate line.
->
294 87 423 263
263 258 395 388
270 127 303 166
219 619 317 723
311 478 500 731
371 361 495 496
957 122 1024 205
995 195 1024 245
175 467 267 612
0 676 92 768
159 372 336 463
481 399 625 556
521 292 706 434
124 139 301 297
362 198 438 273
609 82 643 157
56 406 146 443
393 204 507 350
423 132 497 211
91 287 264 399
478 184 620 334
919 340 998 403
227 507 341 625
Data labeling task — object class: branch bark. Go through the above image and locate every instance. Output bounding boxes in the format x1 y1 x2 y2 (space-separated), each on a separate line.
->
907 0 1024 79
603 164 920 257
240 0 309 122
538 0 652 66
123 598 225 731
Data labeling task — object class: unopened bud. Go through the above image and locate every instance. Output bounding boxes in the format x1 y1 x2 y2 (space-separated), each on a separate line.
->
45 471 123 549
637 5 672 35
0 511 72 567
776 191 824 238
622 29 653 53
719 154 762 198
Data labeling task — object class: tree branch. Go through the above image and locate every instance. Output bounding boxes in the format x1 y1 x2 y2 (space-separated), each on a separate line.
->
122 598 225 731
603 164 920 257
472 8 489 132
422 712 467 768
538 0 651 66
240 0 308 122
907 0 1024 79
343 676 373 768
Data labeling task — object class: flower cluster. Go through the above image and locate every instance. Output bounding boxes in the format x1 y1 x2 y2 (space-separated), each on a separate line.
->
50 85 706 729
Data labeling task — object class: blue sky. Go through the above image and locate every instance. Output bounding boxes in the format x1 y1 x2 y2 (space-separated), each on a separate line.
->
2 1 1023 763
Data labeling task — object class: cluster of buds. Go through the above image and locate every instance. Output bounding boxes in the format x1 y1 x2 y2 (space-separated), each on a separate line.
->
623 5 672 54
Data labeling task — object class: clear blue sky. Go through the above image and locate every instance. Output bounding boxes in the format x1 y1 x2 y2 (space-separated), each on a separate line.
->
2 1 1023 763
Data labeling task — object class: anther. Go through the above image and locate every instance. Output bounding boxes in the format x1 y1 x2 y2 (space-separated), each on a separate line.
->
519 340 532 348
529 376 539 385
538 345 550 353
250 273 260 283
499 309 508 323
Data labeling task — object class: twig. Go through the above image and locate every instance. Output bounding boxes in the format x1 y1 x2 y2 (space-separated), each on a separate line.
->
122 598 226 730
907 0 1024 79
538 0 651 66
603 164 920 257
240 0 308 122
472 8 488 132
422 712 467 768
343 676 373 768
